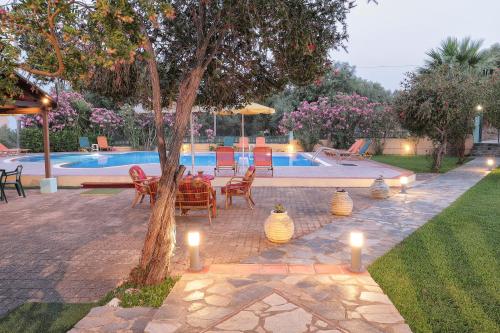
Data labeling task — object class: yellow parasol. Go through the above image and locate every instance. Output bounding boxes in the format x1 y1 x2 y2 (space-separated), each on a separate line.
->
229 103 275 158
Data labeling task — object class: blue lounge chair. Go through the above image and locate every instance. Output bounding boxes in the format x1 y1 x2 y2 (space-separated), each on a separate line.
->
359 139 372 157
223 136 235 147
79 137 91 152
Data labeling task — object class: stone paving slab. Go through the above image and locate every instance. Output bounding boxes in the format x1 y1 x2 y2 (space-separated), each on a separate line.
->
143 268 410 333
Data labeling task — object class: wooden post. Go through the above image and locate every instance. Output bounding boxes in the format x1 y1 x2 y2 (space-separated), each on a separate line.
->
42 108 51 178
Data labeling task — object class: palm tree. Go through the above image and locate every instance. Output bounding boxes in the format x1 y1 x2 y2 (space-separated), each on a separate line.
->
420 37 495 74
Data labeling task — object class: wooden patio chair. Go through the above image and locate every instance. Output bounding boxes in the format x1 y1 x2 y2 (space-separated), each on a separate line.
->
253 146 274 176
214 146 237 175
97 136 113 151
221 166 256 209
176 177 217 225
129 165 159 208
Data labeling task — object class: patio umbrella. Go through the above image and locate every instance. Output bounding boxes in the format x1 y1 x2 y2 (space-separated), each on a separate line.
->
230 103 275 157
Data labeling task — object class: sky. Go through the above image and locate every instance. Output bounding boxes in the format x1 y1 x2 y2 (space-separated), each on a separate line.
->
331 0 500 91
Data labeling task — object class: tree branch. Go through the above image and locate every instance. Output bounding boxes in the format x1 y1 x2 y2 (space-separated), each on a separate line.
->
14 0 71 78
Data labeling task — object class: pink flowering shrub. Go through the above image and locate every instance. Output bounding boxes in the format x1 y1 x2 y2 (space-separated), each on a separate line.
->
205 128 215 142
22 91 89 132
89 107 124 137
280 93 381 151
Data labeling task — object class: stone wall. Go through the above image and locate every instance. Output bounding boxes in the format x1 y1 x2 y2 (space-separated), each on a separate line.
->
364 136 474 156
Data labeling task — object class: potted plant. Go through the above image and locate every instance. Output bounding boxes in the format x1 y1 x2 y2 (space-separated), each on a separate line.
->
370 175 390 199
264 204 295 243
331 189 353 216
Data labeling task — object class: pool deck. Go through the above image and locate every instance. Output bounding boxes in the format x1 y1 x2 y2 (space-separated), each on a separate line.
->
0 152 415 188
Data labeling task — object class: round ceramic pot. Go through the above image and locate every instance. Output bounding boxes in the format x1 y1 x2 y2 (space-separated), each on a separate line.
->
370 177 390 199
264 211 295 243
331 191 353 216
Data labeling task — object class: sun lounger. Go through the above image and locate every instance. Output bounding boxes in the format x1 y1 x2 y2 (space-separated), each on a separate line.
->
0 143 30 156
253 146 274 176
97 136 113 151
223 136 235 147
214 146 237 175
324 139 371 160
235 137 250 151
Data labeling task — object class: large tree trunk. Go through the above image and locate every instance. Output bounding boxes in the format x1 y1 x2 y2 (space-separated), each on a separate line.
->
456 138 466 164
137 67 204 285
432 139 447 172
143 37 167 171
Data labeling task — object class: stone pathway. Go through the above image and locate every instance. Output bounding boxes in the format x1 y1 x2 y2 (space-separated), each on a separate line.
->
144 264 409 333
245 159 488 267
71 159 489 332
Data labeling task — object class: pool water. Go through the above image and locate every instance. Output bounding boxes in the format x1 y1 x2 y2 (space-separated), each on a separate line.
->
16 152 319 168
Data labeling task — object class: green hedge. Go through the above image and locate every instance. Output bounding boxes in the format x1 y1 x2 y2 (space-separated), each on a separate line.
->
20 128 80 153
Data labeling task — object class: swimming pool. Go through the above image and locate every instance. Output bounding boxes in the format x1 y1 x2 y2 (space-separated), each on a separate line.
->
16 152 320 168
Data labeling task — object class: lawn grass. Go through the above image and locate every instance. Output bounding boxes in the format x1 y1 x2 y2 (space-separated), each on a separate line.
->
372 155 468 173
368 169 500 333
100 276 179 308
0 277 179 333
0 303 94 333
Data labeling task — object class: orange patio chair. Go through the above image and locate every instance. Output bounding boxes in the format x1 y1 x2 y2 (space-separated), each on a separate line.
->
253 146 274 176
0 143 29 156
176 177 216 225
221 166 256 209
97 136 113 151
255 136 266 147
235 136 250 151
324 139 365 161
129 165 159 208
214 146 237 175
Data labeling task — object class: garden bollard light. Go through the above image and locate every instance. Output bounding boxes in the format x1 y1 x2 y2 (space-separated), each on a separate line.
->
486 158 495 171
188 231 202 272
350 232 364 273
400 176 409 194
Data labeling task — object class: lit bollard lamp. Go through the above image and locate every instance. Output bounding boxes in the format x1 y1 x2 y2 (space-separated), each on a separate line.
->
188 231 203 272
350 232 364 273
400 176 409 194
486 158 495 171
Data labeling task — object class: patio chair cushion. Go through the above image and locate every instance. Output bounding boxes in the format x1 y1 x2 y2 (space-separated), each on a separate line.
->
177 178 212 208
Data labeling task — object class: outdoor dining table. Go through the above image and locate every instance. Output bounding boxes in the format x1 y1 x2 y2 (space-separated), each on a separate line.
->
183 173 215 183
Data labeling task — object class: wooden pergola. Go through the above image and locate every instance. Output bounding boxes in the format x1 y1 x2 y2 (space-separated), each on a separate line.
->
0 75 57 178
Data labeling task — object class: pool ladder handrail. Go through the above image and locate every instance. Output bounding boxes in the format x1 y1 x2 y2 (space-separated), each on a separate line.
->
311 146 338 161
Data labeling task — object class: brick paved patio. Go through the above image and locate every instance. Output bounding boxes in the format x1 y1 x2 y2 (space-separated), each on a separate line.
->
0 186 377 317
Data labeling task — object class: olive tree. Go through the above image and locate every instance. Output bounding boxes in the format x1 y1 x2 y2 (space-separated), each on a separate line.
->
394 66 484 171
484 71 500 142
2 0 374 285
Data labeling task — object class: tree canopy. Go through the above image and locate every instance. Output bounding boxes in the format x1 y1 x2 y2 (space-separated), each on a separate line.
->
394 66 484 171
